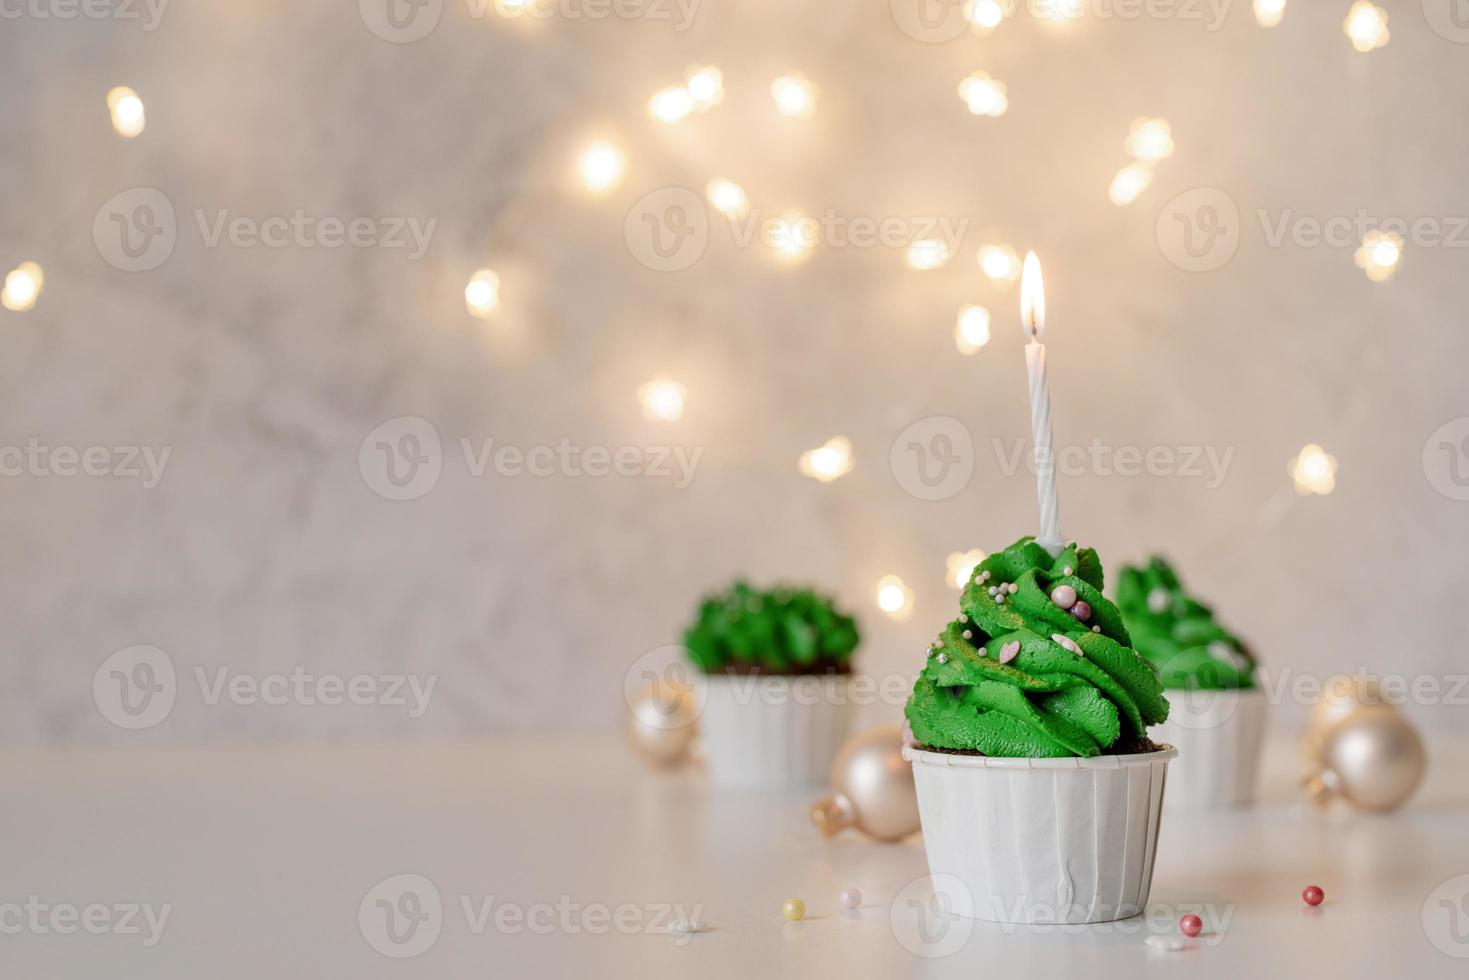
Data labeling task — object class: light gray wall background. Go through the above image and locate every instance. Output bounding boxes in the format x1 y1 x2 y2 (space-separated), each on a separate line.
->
1 1 1466 743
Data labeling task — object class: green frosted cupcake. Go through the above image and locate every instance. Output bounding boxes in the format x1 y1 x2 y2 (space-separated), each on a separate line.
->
903 537 1170 758
1116 557 1256 691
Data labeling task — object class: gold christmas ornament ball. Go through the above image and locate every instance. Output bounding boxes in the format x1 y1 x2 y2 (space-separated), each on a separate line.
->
810 725 920 842
1305 705 1427 812
1312 674 1387 735
626 680 700 767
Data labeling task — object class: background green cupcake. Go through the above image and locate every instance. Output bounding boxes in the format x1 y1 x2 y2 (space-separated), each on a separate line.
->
1116 557 1256 691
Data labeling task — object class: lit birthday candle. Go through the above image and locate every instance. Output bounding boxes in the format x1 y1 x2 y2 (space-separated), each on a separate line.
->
1020 252 1062 555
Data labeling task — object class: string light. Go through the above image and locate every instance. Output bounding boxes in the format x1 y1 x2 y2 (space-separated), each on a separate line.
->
685 65 724 109
1354 231 1402 282
966 0 1006 34
958 72 1008 118
1108 163 1154 206
1125 118 1174 162
464 269 500 319
771 74 817 119
107 86 145 138
947 550 986 590
648 87 695 124
955 306 991 355
976 243 1021 285
638 377 687 422
1 262 44 313
578 141 625 193
770 212 816 262
705 178 748 218
1343 2 1389 53
799 436 853 482
1290 444 1338 495
906 239 952 270
876 575 914 621
1253 0 1286 27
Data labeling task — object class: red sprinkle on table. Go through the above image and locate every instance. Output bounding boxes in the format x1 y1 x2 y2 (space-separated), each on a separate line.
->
1302 885 1325 907
1179 914 1203 937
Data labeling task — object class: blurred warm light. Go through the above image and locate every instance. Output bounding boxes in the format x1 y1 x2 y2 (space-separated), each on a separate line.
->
1253 0 1285 27
648 86 695 124
1020 252 1045 341
771 74 817 119
958 71 1008 118
799 436 853 483
578 141 624 193
1354 231 1402 282
947 550 986 590
770 212 816 262
965 0 1006 33
1344 1 1388 52
107 86 145 139
463 269 500 319
906 239 952 270
977 243 1021 285
705 178 748 218
638 378 687 422
876 575 914 621
1125 118 1174 162
495 0 529 14
1290 444 1338 496
955 306 991 355
1 261 44 313
1108 163 1154 206
1033 0 1084 20
685 65 724 109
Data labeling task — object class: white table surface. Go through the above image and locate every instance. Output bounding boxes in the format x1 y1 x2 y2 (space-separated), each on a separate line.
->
4 733 1467 977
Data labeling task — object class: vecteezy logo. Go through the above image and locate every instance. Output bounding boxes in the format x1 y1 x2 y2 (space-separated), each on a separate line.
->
622 644 707 724
890 0 971 43
1155 187 1240 272
1423 874 1469 957
1423 0 1469 43
624 188 709 272
358 874 443 958
93 645 177 730
890 874 974 958
1423 417 1469 501
93 188 178 272
358 417 443 501
890 416 974 501
358 0 442 42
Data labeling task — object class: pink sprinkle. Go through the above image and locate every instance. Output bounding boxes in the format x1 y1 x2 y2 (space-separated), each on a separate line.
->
998 641 1021 663
1050 585 1077 609
1052 633 1083 656
1069 600 1092 622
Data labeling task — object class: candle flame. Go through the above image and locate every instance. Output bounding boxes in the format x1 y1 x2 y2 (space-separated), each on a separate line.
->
1020 251 1045 340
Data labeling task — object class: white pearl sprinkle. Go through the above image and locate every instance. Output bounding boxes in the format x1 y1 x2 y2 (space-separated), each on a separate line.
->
1063 566 1073 576
987 587 998 596
1092 625 1101 633
958 614 968 623
994 594 1004 604
962 630 972 639
1007 583 1018 594
981 570 990 581
936 653 948 664
935 639 945 648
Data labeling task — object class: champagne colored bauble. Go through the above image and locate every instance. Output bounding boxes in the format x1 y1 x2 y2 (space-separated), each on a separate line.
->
810 725 919 842
626 680 699 767
1302 675 1387 762
1305 705 1427 812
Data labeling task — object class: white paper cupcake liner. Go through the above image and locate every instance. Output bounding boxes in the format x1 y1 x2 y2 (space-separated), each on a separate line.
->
1150 687 1268 809
697 674 851 790
903 745 1177 924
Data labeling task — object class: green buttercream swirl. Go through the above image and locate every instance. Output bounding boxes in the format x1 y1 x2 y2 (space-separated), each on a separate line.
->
1116 557 1256 691
903 537 1169 758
